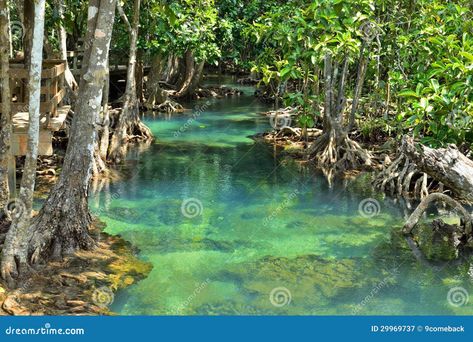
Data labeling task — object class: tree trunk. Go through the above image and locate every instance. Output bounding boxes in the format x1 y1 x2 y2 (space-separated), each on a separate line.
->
136 49 144 102
187 60 205 95
308 53 372 173
57 0 78 98
175 50 196 97
1 0 46 284
25 0 116 268
144 54 167 109
108 0 153 163
348 42 368 131
22 0 34 67
0 0 12 214
99 59 110 160
402 137 473 202
165 54 180 85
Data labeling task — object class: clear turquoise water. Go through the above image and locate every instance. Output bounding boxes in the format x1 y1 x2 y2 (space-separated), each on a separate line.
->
91 78 473 315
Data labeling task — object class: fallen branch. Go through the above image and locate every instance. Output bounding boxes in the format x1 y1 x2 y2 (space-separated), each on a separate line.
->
403 193 472 235
403 136 473 202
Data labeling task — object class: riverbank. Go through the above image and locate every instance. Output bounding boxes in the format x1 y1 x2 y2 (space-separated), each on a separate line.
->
0 220 152 315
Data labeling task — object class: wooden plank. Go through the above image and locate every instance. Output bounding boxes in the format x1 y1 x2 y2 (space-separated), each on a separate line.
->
7 60 66 79
12 105 70 133
11 130 53 156
49 88 65 106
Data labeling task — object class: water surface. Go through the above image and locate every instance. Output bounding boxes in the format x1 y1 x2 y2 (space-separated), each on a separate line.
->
91 78 473 315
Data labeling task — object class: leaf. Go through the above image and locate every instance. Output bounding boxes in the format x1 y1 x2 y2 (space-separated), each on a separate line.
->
430 79 440 92
460 51 473 62
310 55 317 65
398 90 420 98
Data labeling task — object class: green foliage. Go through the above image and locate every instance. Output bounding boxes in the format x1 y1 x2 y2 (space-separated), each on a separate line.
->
141 0 220 62
391 1 473 147
246 0 376 127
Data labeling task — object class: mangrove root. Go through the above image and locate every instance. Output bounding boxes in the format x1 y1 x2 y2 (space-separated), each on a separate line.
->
403 193 472 237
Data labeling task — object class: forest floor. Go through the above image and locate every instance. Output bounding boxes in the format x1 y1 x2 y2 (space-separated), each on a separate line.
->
0 220 152 315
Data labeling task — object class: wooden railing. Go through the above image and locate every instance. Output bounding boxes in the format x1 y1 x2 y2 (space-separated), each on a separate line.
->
0 59 66 117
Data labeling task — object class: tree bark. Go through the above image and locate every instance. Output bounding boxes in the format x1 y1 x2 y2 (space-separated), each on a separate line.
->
26 0 117 267
402 137 473 202
108 0 152 163
99 58 110 160
308 52 372 173
144 54 167 109
348 42 368 131
1 0 46 284
187 60 205 95
165 54 180 85
0 0 12 213
175 50 196 97
57 0 78 98
22 0 34 67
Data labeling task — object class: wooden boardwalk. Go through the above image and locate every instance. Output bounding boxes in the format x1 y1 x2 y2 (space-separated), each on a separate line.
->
11 105 70 156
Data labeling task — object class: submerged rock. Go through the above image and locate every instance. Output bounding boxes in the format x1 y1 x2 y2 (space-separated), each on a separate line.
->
416 220 459 261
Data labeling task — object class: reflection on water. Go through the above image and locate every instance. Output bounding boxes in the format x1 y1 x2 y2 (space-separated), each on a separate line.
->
90 80 473 315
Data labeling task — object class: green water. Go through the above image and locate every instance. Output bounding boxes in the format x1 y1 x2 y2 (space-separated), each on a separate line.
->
91 79 473 315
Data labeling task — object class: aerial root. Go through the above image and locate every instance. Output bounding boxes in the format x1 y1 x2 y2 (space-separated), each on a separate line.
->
373 152 433 199
153 99 184 113
309 133 373 171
